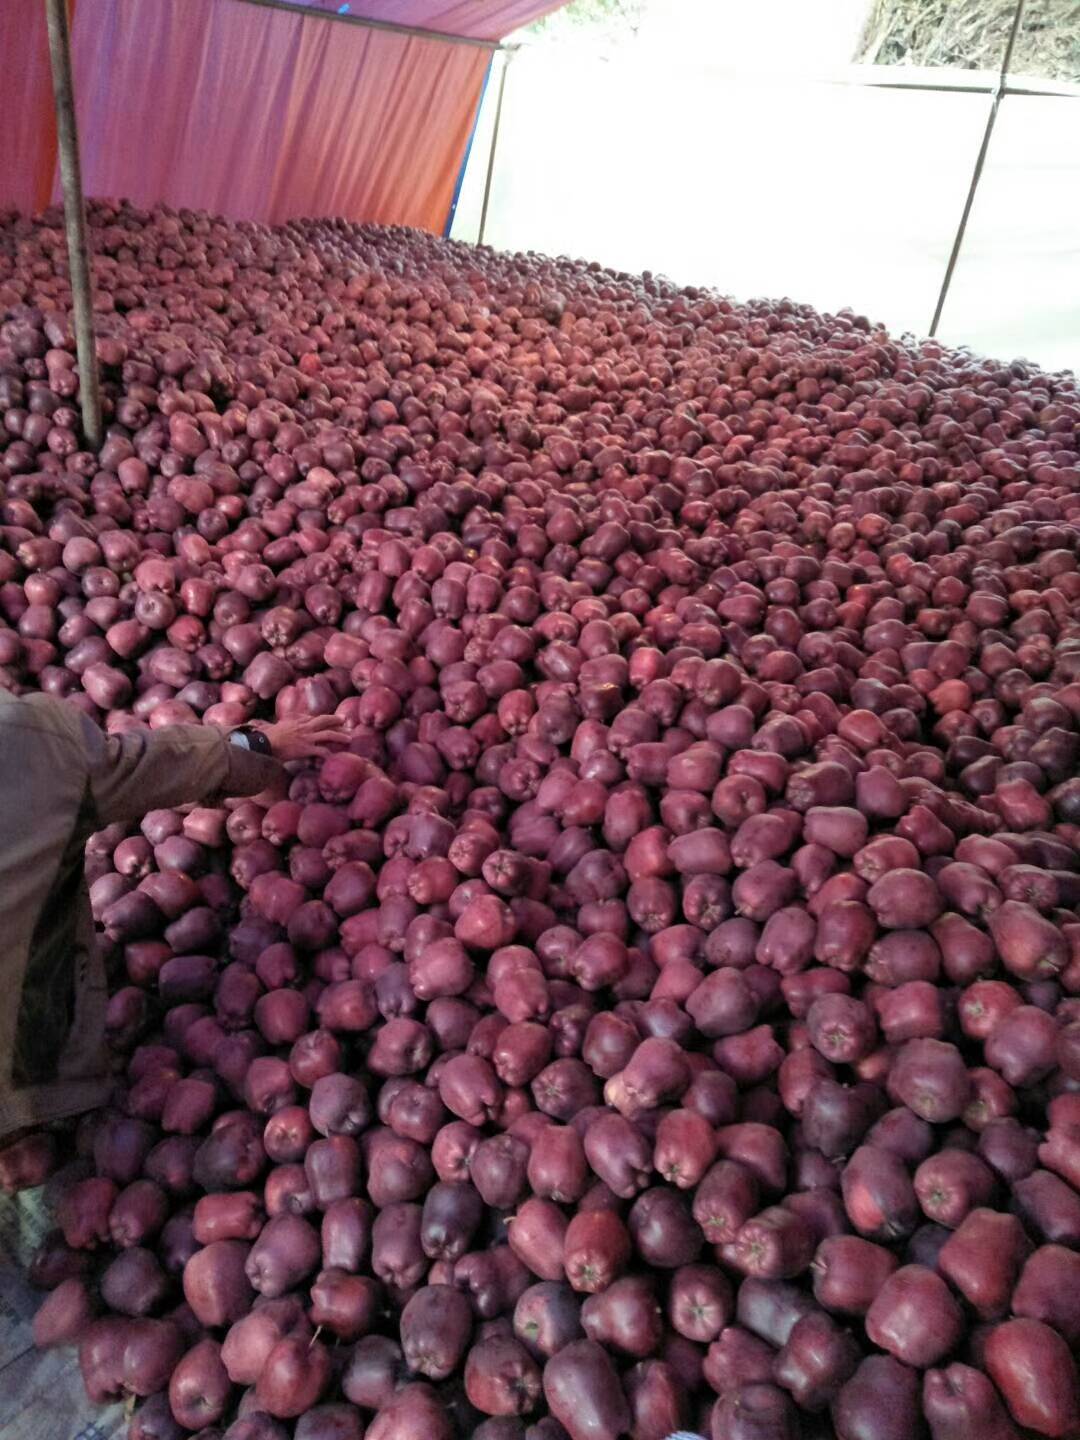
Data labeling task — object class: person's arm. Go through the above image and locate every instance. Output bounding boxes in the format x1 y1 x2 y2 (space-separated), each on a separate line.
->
76 711 348 828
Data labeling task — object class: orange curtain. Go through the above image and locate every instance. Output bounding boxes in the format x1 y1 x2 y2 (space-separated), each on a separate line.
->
0 0 62 215
62 0 292 224
265 13 491 229
66 0 490 231
3 0 491 233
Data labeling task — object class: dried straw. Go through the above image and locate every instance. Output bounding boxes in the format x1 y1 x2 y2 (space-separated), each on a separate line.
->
855 0 1080 84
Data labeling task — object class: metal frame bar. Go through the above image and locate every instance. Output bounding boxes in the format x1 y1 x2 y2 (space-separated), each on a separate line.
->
929 0 1028 335
445 52 496 236
44 0 103 452
232 0 503 51
478 48 514 246
831 77 1077 97
1002 83 1080 97
819 71 1078 99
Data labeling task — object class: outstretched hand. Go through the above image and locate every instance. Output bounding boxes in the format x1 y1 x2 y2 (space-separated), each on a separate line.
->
256 713 351 761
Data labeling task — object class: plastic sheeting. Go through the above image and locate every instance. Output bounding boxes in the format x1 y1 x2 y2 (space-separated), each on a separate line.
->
1 0 557 231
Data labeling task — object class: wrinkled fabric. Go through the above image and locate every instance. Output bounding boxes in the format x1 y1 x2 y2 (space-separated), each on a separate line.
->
0 694 280 1140
0 0 65 216
2 0 508 232
65 0 492 230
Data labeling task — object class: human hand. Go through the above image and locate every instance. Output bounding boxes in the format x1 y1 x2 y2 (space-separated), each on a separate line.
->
256 713 351 761
250 779 289 807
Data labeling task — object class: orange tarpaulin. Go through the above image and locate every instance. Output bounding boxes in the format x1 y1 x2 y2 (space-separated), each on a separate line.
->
63 0 490 231
0 0 63 216
2 0 563 232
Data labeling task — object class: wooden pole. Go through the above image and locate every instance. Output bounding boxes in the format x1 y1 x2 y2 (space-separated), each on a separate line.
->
44 0 102 452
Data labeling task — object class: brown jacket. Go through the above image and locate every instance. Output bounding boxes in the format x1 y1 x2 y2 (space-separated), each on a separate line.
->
0 693 282 1140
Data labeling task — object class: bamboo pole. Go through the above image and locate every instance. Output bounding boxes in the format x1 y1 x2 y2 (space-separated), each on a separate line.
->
44 0 102 452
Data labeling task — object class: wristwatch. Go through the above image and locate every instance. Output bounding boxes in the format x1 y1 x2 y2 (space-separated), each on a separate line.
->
230 726 273 757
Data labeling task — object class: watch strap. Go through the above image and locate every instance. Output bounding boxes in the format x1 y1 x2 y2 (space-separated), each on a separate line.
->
230 726 273 757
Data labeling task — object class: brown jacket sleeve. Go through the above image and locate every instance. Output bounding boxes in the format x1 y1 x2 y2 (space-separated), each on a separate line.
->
75 713 284 827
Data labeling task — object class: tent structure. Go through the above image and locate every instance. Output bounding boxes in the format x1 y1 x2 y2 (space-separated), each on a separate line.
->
1 0 567 233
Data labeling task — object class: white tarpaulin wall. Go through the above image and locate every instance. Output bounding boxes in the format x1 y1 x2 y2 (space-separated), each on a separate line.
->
452 0 1080 376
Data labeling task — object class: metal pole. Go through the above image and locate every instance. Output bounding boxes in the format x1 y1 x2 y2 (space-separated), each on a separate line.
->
44 0 103 452
929 0 1026 337
235 0 501 52
478 49 514 247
